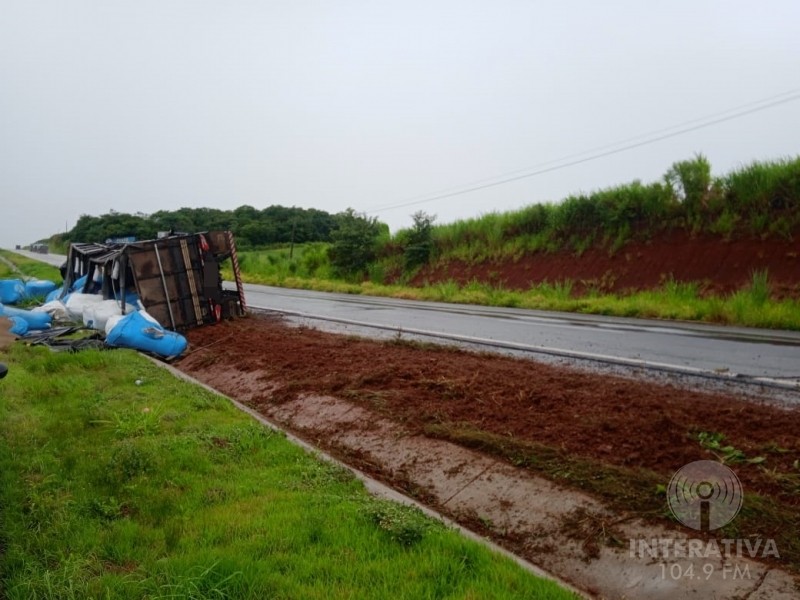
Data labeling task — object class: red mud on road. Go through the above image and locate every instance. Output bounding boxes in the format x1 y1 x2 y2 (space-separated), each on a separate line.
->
179 315 800 496
177 314 800 576
412 232 800 297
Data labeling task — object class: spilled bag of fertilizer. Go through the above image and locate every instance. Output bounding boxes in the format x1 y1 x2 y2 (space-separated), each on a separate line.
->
106 310 188 359
25 279 58 298
0 303 52 330
0 279 25 304
65 293 104 321
83 300 135 331
32 300 69 322
7 316 29 336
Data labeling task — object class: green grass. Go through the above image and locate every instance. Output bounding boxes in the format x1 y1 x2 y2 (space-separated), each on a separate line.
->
0 345 575 599
235 243 334 283
0 249 62 282
406 156 800 262
227 258 800 330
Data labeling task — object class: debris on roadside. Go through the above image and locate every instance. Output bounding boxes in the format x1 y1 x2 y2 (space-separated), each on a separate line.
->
23 326 106 352
0 278 59 305
0 279 26 304
105 310 187 359
1 231 246 359
0 303 53 330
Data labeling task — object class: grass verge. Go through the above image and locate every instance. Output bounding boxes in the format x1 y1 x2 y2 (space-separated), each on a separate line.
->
225 263 800 330
0 250 62 282
0 344 575 599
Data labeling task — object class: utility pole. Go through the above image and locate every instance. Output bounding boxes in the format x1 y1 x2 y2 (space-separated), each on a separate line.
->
289 217 297 259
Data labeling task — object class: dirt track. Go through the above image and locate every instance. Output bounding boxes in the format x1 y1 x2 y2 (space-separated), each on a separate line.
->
177 314 800 596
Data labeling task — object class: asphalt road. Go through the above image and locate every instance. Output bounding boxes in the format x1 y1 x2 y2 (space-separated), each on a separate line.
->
8 249 800 383
10 249 67 268
238 283 800 384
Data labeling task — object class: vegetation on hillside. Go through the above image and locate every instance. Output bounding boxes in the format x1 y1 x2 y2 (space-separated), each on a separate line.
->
42 156 799 275
327 208 389 278
33 156 800 327
214 156 800 329
223 255 800 330
400 156 800 266
233 156 800 283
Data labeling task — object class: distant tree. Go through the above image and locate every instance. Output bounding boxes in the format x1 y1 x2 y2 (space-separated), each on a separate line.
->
306 208 338 241
225 205 253 235
239 221 277 247
403 211 436 270
149 207 196 234
328 208 383 278
68 212 152 242
665 154 712 222
62 204 341 246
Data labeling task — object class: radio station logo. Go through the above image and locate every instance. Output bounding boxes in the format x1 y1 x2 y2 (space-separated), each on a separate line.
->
666 460 743 531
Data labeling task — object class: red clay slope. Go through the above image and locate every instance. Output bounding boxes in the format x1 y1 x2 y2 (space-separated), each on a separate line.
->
412 232 800 297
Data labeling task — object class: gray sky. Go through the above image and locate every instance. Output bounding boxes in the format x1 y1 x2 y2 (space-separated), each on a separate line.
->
1 1 799 247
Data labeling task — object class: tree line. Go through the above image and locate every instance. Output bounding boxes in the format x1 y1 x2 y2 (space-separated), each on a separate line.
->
57 204 429 281
64 205 343 249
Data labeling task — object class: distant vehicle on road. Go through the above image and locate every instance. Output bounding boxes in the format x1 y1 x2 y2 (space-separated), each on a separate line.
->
30 243 49 254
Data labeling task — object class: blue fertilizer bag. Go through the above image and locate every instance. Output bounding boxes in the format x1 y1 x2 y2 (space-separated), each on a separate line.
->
0 279 25 304
25 280 58 298
106 311 187 358
71 274 88 292
0 304 52 330
7 316 29 336
45 286 64 302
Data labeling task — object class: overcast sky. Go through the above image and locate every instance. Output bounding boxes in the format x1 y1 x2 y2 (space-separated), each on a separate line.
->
1 1 799 248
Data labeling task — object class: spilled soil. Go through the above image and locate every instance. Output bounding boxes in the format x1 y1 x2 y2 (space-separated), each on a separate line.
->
411 232 800 297
177 313 800 591
0 318 16 350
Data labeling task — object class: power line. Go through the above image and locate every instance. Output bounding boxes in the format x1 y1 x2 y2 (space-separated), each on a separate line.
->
366 89 800 215
367 87 800 212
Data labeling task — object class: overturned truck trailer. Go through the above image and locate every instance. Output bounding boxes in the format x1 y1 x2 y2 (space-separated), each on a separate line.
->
62 231 246 331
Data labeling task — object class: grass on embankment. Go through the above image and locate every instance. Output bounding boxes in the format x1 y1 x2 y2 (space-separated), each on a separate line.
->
227 252 800 330
0 249 62 282
413 156 800 262
0 344 575 600
220 157 800 330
